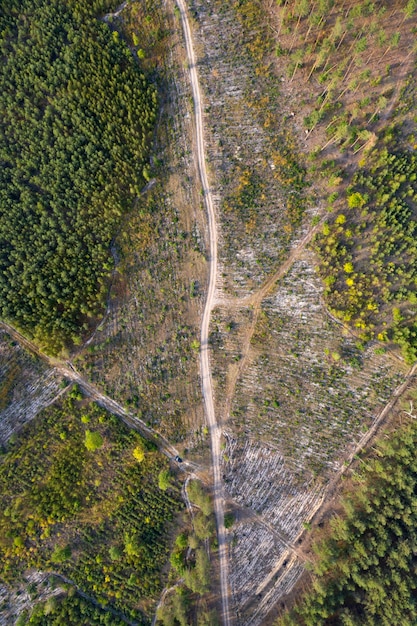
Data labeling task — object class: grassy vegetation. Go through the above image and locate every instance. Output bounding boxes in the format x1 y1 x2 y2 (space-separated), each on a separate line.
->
186 0 417 620
0 390 182 623
208 255 407 621
266 0 417 359
2 0 416 623
233 0 308 224
277 417 417 626
74 185 204 443
0 334 44 413
0 0 157 353
114 0 170 73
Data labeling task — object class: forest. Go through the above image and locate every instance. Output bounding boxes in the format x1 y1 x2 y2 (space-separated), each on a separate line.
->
22 589 127 625
314 140 417 362
277 418 417 625
0 389 181 623
0 0 157 353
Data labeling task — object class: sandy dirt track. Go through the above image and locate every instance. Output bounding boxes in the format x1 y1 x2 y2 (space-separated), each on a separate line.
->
175 0 232 623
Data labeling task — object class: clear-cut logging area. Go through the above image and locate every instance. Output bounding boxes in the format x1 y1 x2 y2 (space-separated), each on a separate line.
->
179 0 417 624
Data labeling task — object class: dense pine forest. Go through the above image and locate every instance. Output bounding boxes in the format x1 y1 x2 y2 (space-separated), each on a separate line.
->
277 418 417 625
22 591 127 625
0 0 157 353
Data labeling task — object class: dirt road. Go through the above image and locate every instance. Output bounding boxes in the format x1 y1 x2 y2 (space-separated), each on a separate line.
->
0 321 182 462
175 0 231 624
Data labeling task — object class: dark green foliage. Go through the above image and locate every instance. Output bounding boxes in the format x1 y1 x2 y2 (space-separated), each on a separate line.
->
0 0 157 353
0 394 181 621
27 591 127 625
51 544 72 563
278 420 417 626
224 512 234 529
156 588 189 626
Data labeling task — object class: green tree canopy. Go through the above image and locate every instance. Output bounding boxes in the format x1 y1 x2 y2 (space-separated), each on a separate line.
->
0 0 157 353
84 430 103 452
278 420 417 625
158 469 171 491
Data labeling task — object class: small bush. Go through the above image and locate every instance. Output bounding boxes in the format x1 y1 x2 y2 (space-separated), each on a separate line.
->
84 430 103 452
